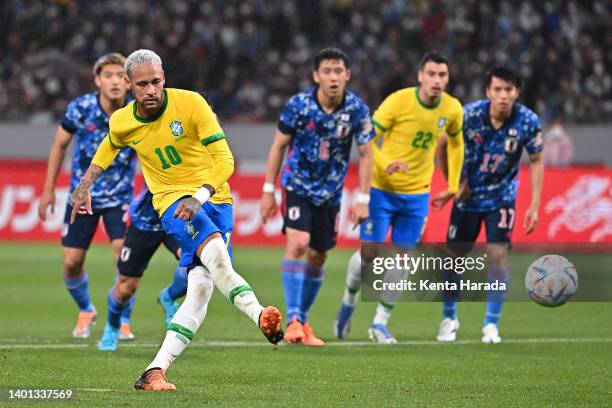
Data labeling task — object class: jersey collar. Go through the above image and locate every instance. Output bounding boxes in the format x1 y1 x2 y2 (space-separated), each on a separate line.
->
133 89 168 123
415 86 442 109
483 99 518 130
312 86 347 115
96 92 129 119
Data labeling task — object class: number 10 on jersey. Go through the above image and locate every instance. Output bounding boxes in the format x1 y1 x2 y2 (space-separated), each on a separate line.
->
155 145 182 169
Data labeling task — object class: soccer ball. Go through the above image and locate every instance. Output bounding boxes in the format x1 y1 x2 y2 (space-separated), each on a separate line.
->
525 255 578 307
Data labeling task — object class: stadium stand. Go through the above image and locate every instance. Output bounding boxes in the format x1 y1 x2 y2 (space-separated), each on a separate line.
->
0 0 610 123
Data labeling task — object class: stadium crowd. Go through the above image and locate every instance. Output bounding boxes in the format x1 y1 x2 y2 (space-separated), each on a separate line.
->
1 0 610 123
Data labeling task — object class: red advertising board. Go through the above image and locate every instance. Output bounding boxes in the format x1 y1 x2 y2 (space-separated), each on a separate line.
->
0 161 611 245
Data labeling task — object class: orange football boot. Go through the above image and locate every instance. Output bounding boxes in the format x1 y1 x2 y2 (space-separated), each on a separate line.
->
302 322 325 346
134 368 176 391
258 306 284 344
284 316 305 344
119 322 135 341
72 307 97 338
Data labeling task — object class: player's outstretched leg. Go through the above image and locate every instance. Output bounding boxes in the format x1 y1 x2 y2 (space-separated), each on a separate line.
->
335 250 361 339
65 269 97 339
135 266 213 391
199 237 284 344
158 267 188 327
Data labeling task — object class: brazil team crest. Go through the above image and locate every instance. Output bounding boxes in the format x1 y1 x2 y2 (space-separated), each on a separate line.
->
437 117 447 128
170 120 184 137
184 221 199 239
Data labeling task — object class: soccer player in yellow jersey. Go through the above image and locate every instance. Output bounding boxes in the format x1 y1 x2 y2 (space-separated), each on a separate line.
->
335 52 465 343
70 49 283 391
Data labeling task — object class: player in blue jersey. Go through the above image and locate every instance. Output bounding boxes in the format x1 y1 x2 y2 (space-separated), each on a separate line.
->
97 185 180 350
38 53 137 339
434 66 544 343
259 48 374 346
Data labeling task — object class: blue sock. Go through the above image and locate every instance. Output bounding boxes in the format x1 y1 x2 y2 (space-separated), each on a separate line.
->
484 267 509 326
442 267 460 320
443 301 457 320
281 259 305 322
120 294 136 324
167 267 188 301
107 288 126 329
299 263 324 323
64 271 93 312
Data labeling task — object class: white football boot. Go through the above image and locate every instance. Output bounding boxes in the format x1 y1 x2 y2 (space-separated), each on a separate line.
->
436 318 460 342
481 323 502 344
368 324 398 344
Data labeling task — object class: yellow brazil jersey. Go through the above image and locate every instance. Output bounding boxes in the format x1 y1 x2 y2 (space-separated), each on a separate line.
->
92 88 233 216
371 87 464 194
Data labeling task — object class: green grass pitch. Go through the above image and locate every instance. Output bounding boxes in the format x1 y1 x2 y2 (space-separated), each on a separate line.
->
0 243 610 407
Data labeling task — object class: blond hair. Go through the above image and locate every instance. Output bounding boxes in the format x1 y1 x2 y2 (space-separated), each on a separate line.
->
92 53 126 76
124 49 163 76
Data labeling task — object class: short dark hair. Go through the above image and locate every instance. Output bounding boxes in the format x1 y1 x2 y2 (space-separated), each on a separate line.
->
93 52 126 76
313 47 350 71
486 66 522 89
419 51 448 70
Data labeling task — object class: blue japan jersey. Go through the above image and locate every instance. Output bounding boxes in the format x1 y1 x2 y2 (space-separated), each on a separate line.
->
278 87 375 206
62 92 135 209
129 185 163 232
459 100 543 212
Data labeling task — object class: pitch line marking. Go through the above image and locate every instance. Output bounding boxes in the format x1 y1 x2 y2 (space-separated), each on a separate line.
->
78 388 113 392
1 337 612 349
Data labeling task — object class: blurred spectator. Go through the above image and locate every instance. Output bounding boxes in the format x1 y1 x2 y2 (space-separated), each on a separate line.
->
0 0 610 123
543 118 575 167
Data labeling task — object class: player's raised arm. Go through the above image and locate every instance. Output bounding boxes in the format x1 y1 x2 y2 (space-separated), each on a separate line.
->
70 134 121 223
38 126 74 221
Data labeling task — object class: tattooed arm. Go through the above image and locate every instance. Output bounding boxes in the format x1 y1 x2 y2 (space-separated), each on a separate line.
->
69 164 104 223
173 184 216 221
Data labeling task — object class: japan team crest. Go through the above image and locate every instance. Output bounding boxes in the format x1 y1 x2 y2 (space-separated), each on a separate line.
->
505 128 519 153
170 120 184 137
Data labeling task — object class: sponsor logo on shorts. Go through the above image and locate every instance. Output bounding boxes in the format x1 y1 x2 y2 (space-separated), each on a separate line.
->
448 225 457 240
288 206 300 221
61 223 69 238
363 219 374 235
120 247 131 262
